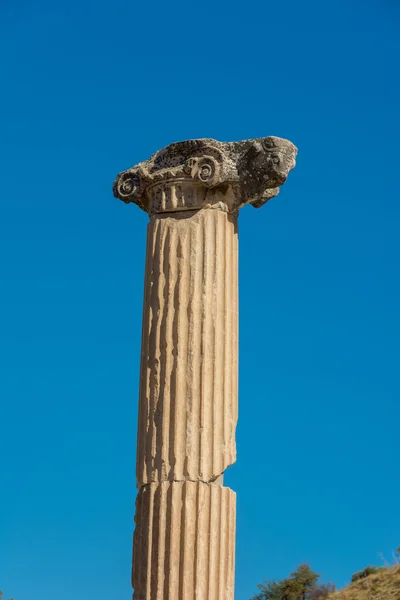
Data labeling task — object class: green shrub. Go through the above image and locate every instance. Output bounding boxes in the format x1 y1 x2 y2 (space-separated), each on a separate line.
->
351 566 384 582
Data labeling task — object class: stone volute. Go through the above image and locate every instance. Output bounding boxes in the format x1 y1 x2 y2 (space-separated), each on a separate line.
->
114 136 297 214
114 136 297 600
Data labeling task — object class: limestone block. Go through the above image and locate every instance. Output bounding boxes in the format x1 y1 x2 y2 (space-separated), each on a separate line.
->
136 208 238 486
132 480 236 600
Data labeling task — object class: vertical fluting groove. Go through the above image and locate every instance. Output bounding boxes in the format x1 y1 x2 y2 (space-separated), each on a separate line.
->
153 223 167 479
152 223 167 483
224 216 233 466
181 477 193 598
199 212 207 480
232 216 238 425
220 216 226 473
218 485 225 599
187 221 202 478
157 222 169 483
182 228 191 479
148 485 158 599
207 484 217 599
203 211 216 481
193 475 201 599
167 482 179 597
225 489 232 597
197 481 209 599
155 482 165 599
214 214 224 477
172 231 189 479
166 227 178 481
231 487 237 594
178 477 186 599
136 209 238 484
133 482 236 600
163 482 172 599
229 217 234 446
227 215 235 445
211 213 218 480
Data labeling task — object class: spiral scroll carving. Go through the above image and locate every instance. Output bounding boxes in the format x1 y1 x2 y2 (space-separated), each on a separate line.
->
113 136 297 215
185 155 221 188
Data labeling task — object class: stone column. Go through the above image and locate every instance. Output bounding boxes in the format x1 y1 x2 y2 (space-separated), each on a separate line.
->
113 137 297 600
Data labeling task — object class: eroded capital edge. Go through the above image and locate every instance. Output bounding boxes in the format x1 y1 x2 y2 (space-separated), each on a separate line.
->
113 136 297 215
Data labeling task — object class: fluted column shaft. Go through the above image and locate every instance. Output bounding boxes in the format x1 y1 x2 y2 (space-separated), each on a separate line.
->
133 207 238 599
133 481 236 600
137 208 238 486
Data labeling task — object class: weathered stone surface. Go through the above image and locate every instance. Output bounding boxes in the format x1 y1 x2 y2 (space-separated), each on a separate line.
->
137 208 238 486
113 136 297 215
133 480 236 600
114 136 297 599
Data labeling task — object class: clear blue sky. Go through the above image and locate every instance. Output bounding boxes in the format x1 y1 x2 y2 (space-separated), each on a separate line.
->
1 1 399 598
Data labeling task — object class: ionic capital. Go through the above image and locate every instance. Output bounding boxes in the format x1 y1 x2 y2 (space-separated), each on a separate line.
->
113 136 297 215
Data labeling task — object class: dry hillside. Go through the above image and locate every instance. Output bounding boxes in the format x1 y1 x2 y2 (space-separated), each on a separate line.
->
330 565 400 600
